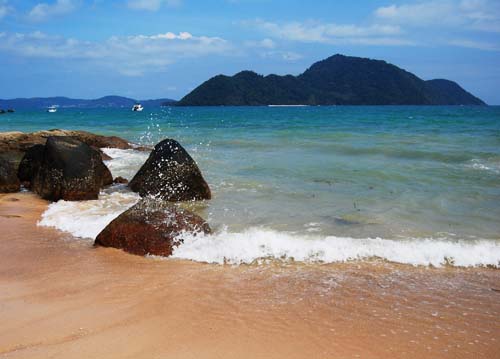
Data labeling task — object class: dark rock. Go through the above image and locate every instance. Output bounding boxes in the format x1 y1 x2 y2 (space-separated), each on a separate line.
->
129 139 211 201
0 158 20 193
17 144 45 183
25 137 113 201
97 148 112 161
94 198 211 256
7 109 14 113
113 176 128 184
0 130 132 174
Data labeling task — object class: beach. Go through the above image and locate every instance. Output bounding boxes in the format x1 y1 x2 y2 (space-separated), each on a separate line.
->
1 192 499 358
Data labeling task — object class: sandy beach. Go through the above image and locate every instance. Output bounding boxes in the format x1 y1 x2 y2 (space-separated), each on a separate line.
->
0 192 498 358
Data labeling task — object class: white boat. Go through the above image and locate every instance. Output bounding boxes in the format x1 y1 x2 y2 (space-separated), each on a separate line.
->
47 105 58 113
132 103 144 112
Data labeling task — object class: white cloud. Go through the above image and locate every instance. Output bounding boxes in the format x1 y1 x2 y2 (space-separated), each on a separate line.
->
449 38 500 51
127 0 181 11
246 19 412 46
375 0 500 32
28 0 78 21
245 38 276 49
0 31 231 76
0 0 12 20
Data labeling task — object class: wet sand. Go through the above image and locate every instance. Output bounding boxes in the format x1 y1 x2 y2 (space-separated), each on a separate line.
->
1 193 499 358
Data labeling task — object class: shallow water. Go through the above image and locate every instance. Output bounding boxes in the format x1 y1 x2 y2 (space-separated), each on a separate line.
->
3 106 499 266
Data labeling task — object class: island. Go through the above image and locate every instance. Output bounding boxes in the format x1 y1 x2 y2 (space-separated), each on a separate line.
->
177 54 485 106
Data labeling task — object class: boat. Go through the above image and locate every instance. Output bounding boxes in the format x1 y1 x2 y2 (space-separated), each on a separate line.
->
47 105 58 113
132 103 144 112
7 109 15 113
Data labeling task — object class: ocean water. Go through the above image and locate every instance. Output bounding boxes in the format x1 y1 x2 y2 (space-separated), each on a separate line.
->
2 106 500 266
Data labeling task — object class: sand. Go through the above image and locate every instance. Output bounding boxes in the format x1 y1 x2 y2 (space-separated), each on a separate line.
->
0 192 499 358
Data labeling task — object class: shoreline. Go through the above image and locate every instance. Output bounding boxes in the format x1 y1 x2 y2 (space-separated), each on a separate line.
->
1 192 499 358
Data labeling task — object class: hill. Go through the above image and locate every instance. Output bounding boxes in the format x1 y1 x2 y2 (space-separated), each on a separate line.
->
177 55 485 106
0 96 177 109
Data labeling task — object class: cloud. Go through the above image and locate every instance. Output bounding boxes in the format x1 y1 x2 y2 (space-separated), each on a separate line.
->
245 38 276 49
0 0 12 20
449 39 500 51
28 0 78 21
246 19 412 46
0 31 231 76
127 0 181 11
375 0 500 32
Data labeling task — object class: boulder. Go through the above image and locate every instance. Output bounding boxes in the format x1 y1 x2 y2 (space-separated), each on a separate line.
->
129 139 211 201
17 144 45 183
0 158 20 193
21 137 113 201
113 176 129 184
0 129 132 169
94 198 211 256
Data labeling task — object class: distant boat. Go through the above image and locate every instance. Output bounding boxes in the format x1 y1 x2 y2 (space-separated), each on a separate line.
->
47 105 58 113
132 103 144 112
7 109 15 113
0 109 5 114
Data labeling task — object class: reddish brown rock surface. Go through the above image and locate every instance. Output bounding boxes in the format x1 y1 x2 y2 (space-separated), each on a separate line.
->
0 129 132 166
0 158 20 193
94 198 211 257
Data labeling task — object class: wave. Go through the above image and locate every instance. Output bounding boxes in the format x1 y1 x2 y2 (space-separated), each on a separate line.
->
171 228 500 268
102 148 149 179
38 186 139 239
37 191 500 268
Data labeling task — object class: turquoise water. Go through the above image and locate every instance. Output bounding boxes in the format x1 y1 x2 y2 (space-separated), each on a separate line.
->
3 106 500 265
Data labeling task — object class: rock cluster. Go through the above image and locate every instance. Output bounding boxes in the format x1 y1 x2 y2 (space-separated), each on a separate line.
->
0 129 212 258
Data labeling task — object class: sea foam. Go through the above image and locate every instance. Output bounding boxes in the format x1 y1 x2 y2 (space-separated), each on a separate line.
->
37 148 500 268
171 228 500 267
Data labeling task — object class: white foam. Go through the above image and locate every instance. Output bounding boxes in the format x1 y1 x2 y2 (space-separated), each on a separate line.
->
37 147 500 268
172 228 500 268
38 186 140 239
102 148 149 180
467 159 500 174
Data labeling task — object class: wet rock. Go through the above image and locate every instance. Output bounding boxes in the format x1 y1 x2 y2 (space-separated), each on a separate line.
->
94 198 211 256
22 136 113 201
0 129 132 171
113 176 129 184
17 144 45 183
129 139 211 201
0 157 20 193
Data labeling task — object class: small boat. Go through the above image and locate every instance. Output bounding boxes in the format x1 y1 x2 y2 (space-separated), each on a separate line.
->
7 109 15 113
132 103 144 112
47 105 58 113
0 109 5 114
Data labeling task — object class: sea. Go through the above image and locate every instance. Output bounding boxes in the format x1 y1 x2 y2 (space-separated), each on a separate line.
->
2 106 499 267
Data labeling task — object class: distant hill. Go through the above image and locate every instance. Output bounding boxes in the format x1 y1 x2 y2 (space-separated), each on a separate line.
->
177 54 485 106
0 96 177 109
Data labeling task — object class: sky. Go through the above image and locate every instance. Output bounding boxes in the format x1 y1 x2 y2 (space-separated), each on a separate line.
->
0 0 499 104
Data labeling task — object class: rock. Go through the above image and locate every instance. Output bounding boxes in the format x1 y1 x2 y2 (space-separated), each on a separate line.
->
0 130 132 173
22 137 113 201
94 198 211 256
17 144 45 184
0 158 20 193
98 148 112 161
113 176 128 184
129 139 211 201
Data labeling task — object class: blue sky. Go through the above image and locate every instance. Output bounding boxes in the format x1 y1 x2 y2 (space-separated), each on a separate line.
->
1 0 499 103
